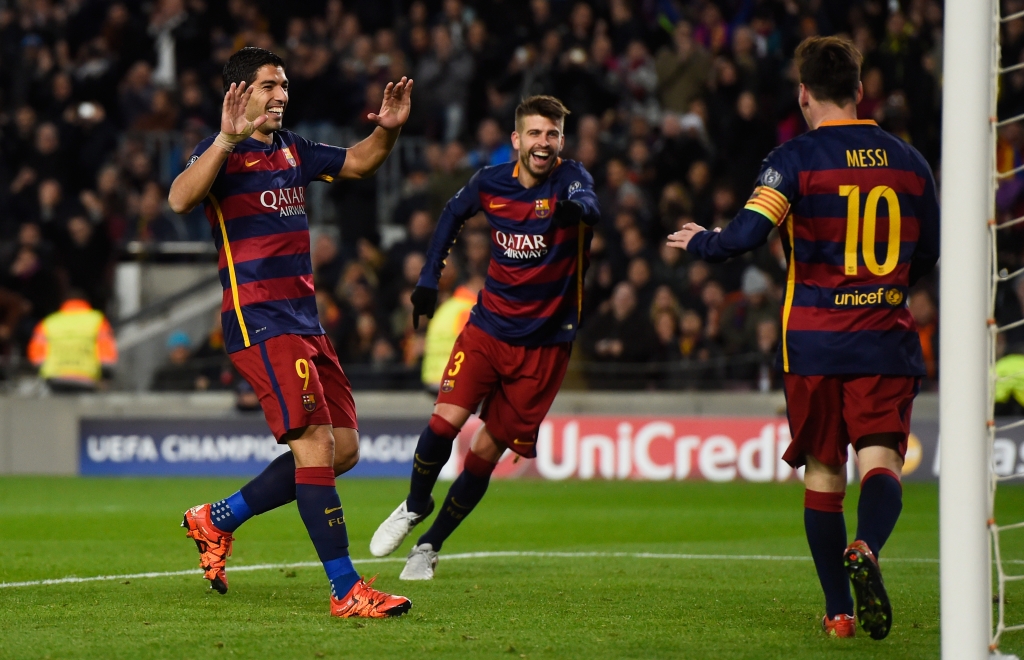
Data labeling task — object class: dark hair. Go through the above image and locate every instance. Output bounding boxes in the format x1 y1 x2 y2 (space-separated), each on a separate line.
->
515 95 570 131
222 47 285 93
794 36 863 106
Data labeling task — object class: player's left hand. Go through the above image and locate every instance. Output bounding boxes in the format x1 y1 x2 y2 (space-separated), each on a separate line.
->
368 77 414 131
666 223 718 250
553 200 584 228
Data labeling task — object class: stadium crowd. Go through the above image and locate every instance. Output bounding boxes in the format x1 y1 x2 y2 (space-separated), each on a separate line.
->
0 0 965 391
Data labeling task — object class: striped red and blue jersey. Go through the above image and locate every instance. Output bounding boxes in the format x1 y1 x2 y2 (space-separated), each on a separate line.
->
419 159 600 346
687 119 940 376
188 129 347 354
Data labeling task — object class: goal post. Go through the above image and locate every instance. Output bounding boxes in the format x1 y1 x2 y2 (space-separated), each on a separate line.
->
939 0 995 658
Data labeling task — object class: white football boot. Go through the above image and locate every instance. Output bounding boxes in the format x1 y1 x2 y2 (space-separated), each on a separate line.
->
399 543 439 581
369 498 433 557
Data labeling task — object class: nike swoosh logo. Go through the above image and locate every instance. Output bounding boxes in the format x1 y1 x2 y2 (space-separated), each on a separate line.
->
245 159 260 167
489 201 507 209
324 506 342 514
512 439 535 445
415 453 441 465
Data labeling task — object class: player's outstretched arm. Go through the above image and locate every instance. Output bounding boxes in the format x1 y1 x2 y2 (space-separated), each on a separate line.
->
168 82 268 213
411 173 482 328
340 77 414 180
669 208 774 262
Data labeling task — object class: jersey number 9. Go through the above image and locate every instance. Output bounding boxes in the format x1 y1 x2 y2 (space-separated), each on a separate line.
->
296 358 310 390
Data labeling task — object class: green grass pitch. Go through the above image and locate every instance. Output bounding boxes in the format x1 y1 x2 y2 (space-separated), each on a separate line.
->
1 477 1022 659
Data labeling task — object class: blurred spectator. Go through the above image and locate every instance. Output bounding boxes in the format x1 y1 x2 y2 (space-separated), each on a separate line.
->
236 379 261 412
466 118 513 168
152 331 202 391
190 312 237 392
655 21 711 114
132 88 178 131
652 309 681 360
55 215 114 311
720 267 778 356
581 281 656 388
124 181 188 244
69 102 120 189
119 61 155 128
385 210 434 283
27 289 117 392
2 242 61 331
428 141 473 218
677 308 720 387
416 26 474 141
0 288 29 361
312 233 346 293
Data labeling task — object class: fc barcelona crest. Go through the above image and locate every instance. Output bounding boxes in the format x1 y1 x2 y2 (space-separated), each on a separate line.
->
302 393 317 411
441 379 455 393
281 146 297 167
534 198 551 218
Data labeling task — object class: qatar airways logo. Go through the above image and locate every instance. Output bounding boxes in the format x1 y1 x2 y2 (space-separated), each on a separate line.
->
495 230 548 259
260 186 306 217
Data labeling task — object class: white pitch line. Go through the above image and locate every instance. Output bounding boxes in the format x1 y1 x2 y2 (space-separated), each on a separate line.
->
2 550 1018 590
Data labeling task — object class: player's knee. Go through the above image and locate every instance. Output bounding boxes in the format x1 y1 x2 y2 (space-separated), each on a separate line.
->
470 425 506 463
331 427 360 475
334 442 359 475
432 403 471 431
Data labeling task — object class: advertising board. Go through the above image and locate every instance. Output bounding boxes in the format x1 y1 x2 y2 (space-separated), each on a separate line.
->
79 416 1009 482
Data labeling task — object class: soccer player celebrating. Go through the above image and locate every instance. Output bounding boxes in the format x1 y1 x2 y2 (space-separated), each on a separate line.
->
167 47 413 618
369 96 600 580
668 36 939 640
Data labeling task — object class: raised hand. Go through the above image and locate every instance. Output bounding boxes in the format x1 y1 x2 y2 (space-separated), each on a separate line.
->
368 77 414 131
666 222 717 250
216 82 268 151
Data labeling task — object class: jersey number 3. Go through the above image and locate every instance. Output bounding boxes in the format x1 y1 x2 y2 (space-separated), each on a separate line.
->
839 185 901 276
447 351 465 377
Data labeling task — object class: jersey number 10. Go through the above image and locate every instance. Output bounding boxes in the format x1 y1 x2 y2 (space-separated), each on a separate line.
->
839 185 901 276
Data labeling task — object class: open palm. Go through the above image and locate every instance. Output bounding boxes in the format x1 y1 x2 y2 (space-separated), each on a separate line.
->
368 77 414 130
221 82 267 138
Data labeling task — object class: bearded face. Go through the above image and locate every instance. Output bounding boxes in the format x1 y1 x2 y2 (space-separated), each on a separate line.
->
512 114 564 180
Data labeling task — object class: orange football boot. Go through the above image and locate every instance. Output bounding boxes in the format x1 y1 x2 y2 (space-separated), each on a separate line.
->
330 575 412 618
182 504 234 594
822 613 856 638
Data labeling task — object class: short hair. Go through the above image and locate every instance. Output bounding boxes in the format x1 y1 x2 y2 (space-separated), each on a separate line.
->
794 36 863 106
515 95 570 132
222 47 286 93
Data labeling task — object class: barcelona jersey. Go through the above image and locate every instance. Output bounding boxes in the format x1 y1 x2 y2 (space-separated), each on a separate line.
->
188 130 347 354
419 159 600 346
687 119 940 376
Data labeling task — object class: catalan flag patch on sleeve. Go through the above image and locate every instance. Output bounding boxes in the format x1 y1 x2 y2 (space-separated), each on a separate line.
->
744 186 791 226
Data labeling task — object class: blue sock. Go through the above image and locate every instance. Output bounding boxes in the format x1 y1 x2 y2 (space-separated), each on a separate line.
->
209 451 298 533
240 450 297 514
210 491 253 533
407 415 459 514
856 469 903 558
804 489 853 618
418 450 495 552
295 467 359 597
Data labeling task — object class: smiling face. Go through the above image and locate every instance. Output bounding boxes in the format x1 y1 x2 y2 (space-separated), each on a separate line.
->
511 114 564 181
245 64 289 134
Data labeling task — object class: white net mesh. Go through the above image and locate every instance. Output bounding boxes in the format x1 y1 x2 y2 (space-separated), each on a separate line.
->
991 3 1024 651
